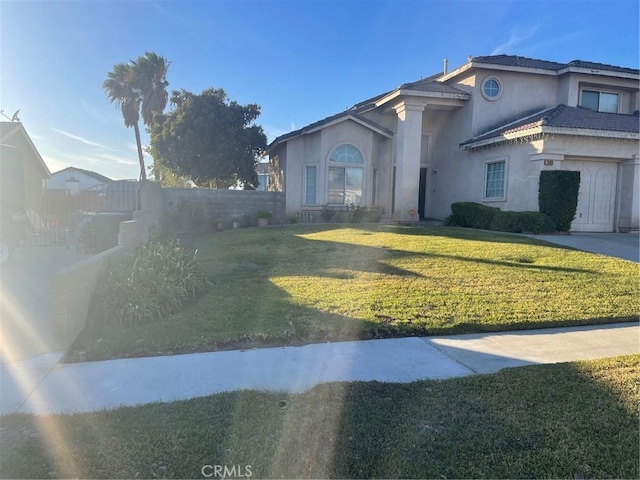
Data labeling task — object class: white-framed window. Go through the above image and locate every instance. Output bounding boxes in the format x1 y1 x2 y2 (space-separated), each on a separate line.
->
256 173 269 191
327 144 364 205
484 159 506 200
304 166 317 205
481 76 503 101
580 89 619 113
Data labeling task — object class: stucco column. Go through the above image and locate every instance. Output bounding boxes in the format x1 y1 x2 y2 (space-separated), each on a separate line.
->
393 102 424 222
617 155 640 232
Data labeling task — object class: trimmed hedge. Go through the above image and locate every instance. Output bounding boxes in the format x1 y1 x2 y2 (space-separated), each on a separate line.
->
446 202 556 234
447 202 500 229
539 170 580 232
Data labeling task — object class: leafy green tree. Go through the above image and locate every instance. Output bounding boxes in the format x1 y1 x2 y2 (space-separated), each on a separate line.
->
149 88 267 188
103 52 170 181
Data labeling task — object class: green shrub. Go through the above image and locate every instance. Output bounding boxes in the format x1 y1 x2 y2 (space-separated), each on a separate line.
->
489 210 520 232
447 202 500 229
321 205 383 224
89 241 211 327
539 170 580 232
320 205 336 222
517 211 556 234
448 203 556 234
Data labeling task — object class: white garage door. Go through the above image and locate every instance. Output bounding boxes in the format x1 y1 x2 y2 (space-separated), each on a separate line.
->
563 160 618 232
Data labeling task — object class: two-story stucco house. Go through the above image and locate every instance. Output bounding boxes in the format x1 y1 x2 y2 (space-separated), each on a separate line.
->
267 55 639 232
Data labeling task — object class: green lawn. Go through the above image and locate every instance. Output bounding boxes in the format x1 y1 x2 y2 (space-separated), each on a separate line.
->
69 225 638 361
2 355 638 479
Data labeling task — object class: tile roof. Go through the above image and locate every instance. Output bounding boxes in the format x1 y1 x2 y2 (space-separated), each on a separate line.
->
398 77 469 94
267 111 393 150
468 55 639 75
461 105 640 148
470 55 566 71
565 59 639 75
269 55 637 151
351 73 467 110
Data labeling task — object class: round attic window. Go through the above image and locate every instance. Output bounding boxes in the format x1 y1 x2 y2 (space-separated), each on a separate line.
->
481 77 502 101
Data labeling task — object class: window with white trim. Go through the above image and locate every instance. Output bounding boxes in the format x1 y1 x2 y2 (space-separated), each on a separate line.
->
256 173 269 191
484 160 506 199
304 166 317 205
580 89 619 113
481 76 502 101
328 144 364 205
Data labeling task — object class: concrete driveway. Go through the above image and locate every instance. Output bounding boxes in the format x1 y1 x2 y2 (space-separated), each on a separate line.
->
0 246 91 364
527 232 639 262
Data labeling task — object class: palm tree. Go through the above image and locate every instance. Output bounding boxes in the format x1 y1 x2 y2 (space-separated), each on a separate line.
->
131 52 170 181
103 52 170 182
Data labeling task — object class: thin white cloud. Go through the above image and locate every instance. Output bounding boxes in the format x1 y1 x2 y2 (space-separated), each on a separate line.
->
151 2 190 24
81 101 111 125
51 127 105 148
263 125 289 143
94 152 138 166
491 24 541 55
521 29 590 58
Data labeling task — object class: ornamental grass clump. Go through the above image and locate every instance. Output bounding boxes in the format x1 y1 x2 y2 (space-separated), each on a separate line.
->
89 241 211 327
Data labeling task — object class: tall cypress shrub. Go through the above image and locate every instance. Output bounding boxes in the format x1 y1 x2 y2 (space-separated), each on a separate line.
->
538 170 581 232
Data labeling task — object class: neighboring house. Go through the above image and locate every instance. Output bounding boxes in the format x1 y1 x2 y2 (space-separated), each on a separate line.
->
47 166 112 194
256 161 270 191
267 55 639 232
0 122 51 216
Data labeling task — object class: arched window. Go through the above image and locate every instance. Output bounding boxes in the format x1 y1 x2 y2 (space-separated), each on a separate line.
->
328 144 364 205
330 144 364 164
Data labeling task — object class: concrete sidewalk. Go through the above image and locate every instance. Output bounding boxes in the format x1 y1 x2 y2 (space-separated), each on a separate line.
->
526 232 639 262
1 322 637 416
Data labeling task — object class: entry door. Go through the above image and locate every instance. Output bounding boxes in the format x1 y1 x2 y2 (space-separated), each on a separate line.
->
563 161 618 232
418 168 427 219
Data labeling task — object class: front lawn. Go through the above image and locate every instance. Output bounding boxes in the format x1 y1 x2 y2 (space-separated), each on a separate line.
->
69 225 638 361
1 355 638 478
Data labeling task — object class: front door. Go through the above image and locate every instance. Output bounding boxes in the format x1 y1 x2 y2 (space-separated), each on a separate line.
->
418 167 427 220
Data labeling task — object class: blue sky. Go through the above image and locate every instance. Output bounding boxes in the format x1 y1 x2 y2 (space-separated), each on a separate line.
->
1 0 638 180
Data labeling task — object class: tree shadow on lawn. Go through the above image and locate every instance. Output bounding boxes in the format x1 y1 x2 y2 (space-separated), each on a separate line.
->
289 227 599 276
68 229 629 362
3 357 636 479
365 223 579 250
324 356 639 479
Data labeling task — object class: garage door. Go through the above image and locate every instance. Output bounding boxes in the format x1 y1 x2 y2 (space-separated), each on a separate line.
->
563 161 618 232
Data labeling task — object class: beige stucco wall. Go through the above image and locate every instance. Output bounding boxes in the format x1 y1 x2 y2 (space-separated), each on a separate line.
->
429 133 639 229
565 74 638 113
457 70 557 136
282 120 386 217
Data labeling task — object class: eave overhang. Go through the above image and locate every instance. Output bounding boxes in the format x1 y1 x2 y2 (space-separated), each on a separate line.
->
266 113 393 154
461 126 640 150
0 123 51 178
